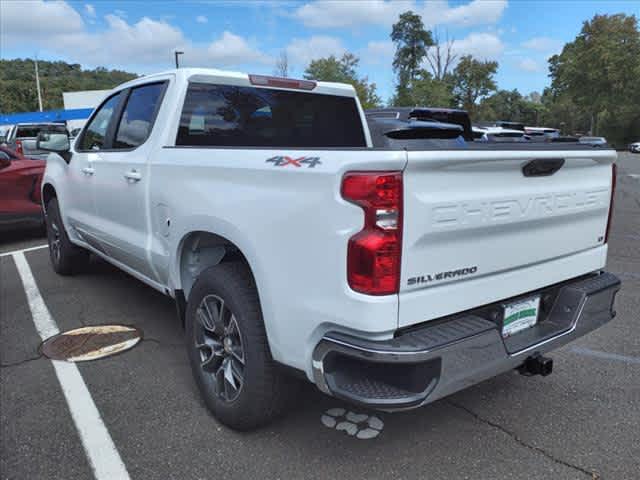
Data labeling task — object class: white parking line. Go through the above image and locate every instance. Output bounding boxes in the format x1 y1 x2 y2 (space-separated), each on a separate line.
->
12 252 131 480
0 243 48 257
571 346 640 365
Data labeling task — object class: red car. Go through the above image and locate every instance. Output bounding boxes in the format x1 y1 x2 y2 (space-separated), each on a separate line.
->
0 146 46 231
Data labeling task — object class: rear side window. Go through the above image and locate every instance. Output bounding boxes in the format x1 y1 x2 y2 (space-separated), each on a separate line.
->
176 83 366 148
79 92 123 151
114 83 165 149
17 124 67 138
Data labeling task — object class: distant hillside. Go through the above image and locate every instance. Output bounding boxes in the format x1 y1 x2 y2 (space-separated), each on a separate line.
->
0 59 138 114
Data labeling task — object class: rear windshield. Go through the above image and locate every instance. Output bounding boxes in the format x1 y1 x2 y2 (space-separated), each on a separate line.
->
176 83 366 148
17 124 67 138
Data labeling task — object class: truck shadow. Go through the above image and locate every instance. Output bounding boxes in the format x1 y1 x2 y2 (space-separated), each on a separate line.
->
62 255 602 479
0 226 45 249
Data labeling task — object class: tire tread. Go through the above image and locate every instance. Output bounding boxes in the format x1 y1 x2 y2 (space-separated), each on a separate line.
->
186 261 294 430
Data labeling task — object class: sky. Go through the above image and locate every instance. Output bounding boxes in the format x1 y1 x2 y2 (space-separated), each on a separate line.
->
1 0 639 102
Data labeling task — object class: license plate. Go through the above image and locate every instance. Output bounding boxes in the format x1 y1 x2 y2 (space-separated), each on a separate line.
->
502 296 540 337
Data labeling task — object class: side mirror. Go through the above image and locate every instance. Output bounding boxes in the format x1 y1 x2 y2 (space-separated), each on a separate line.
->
37 131 70 152
37 131 72 162
22 139 37 152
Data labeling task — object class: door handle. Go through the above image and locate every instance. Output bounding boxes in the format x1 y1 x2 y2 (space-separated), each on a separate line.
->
81 166 94 176
124 169 142 182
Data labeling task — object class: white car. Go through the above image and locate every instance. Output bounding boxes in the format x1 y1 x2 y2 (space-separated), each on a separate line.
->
629 141 640 153
4 122 69 159
525 127 560 139
579 136 607 146
474 126 528 142
39 68 621 430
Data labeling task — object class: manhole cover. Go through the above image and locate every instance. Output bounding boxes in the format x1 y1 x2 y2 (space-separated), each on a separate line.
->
40 325 143 362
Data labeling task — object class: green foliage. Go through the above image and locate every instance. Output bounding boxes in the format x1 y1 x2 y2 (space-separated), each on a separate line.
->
548 14 640 144
538 88 590 135
451 55 498 115
304 53 359 83
0 59 137 114
477 89 545 126
412 74 455 108
391 70 455 108
391 11 434 104
303 53 382 109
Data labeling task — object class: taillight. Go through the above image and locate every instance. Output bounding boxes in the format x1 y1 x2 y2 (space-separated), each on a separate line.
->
15 139 23 156
341 171 403 295
604 163 617 243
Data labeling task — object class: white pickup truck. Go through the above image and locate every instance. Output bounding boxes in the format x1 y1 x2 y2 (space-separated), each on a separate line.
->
39 68 620 430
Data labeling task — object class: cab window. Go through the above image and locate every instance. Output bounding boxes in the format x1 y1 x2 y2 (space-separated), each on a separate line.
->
79 92 123 151
114 83 166 149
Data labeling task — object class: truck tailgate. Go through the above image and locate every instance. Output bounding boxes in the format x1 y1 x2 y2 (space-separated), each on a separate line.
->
399 148 616 328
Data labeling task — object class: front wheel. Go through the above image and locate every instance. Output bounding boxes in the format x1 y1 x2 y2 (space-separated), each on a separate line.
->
185 262 293 430
45 198 90 275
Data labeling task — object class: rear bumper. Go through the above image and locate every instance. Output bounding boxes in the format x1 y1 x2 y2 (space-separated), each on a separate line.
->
312 271 620 410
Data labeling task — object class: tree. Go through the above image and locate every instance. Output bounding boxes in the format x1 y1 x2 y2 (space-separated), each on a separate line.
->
540 88 590 135
391 11 434 105
411 73 455 108
273 51 289 78
425 31 457 81
477 89 522 121
0 59 137 113
547 13 640 142
525 91 542 104
451 55 497 115
477 89 546 125
305 53 358 83
303 53 381 109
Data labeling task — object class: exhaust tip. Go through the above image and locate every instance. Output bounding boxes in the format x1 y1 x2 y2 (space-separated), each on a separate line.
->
518 354 553 377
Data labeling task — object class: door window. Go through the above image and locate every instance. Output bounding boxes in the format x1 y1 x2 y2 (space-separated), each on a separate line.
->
114 83 165 149
79 92 123 151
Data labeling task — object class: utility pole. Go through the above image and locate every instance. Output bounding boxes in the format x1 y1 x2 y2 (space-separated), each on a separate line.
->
174 51 184 69
34 56 43 112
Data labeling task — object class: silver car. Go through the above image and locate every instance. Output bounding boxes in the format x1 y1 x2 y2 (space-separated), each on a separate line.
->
3 123 69 159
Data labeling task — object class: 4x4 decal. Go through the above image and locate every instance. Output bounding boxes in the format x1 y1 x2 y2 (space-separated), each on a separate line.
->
266 156 321 168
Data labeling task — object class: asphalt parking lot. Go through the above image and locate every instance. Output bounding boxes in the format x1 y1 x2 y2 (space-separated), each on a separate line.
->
1 152 638 480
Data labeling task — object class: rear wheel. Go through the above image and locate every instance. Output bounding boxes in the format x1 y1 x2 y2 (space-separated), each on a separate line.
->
185 262 293 430
45 198 90 275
